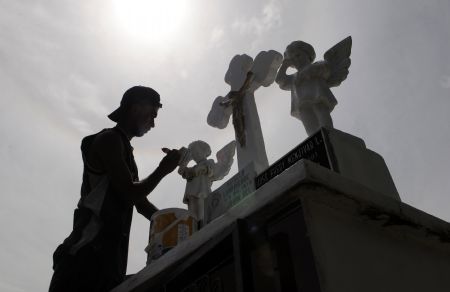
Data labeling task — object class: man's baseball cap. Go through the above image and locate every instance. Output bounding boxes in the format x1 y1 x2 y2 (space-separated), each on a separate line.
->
108 86 162 122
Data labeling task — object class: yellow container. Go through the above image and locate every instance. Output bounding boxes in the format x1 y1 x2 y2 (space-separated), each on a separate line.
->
147 208 196 261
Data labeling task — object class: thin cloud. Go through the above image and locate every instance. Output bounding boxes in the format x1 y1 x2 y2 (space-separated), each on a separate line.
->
440 75 450 89
0 281 25 292
45 76 106 134
1 1 450 291
231 0 282 37
209 26 225 47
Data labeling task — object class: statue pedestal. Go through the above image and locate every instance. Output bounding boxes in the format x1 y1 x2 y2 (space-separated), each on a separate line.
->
324 128 400 200
256 128 400 201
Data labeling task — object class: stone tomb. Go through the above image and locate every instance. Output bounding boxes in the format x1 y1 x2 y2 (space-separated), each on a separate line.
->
112 159 449 292
204 130 332 225
205 127 400 226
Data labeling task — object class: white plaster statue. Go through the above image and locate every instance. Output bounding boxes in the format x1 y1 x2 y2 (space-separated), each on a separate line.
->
207 50 283 174
276 36 352 136
178 140 236 222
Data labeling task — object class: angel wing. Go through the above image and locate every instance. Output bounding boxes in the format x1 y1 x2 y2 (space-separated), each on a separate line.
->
211 140 236 181
323 36 352 87
207 96 233 129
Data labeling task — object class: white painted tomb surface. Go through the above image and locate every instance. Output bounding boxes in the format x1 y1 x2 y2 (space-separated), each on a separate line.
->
208 50 283 174
112 159 450 292
324 128 400 201
276 37 352 136
178 140 236 222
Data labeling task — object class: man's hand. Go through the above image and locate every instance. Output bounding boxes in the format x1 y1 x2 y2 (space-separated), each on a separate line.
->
158 148 181 176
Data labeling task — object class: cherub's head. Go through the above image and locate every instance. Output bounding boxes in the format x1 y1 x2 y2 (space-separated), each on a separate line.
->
188 140 211 163
284 41 315 69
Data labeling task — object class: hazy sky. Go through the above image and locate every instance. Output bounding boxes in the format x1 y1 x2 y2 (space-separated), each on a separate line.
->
1 0 449 291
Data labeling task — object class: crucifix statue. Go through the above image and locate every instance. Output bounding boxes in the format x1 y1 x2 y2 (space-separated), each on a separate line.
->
207 50 283 175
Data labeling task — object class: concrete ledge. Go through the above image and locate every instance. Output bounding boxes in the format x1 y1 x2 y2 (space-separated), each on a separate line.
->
112 159 450 292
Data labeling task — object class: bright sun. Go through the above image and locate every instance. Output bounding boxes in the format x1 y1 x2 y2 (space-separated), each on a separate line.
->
112 0 190 43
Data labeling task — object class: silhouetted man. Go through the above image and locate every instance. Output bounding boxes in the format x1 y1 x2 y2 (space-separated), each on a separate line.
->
49 86 181 292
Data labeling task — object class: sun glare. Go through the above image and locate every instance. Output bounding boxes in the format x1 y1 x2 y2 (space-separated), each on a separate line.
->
112 0 190 43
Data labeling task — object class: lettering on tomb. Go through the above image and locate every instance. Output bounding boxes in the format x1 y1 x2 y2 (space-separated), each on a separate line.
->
205 163 256 224
255 129 337 189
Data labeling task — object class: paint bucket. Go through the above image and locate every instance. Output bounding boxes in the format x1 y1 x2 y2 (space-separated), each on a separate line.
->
146 208 197 262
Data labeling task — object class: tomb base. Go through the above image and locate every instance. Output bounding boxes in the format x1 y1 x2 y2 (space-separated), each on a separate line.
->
112 159 449 292
324 128 400 200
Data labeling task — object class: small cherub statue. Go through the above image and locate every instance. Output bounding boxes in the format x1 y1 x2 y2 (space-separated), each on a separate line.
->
276 36 352 136
178 140 236 224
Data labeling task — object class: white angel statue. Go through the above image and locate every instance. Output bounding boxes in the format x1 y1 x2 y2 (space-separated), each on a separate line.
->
276 36 352 136
178 140 236 224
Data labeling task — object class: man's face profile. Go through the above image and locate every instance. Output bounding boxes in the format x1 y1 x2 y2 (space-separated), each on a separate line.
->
130 103 159 137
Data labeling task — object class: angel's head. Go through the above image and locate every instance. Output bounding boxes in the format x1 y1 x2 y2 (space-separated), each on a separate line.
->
188 140 211 163
285 41 315 69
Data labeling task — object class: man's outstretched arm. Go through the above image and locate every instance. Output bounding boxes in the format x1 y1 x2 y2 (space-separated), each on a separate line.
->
93 130 180 204
135 198 159 220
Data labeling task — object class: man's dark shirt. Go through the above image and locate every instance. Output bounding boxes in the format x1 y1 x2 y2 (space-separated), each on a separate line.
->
49 127 138 292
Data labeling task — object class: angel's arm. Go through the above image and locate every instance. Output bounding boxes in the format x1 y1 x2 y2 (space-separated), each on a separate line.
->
179 165 197 180
275 60 294 91
177 147 192 177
